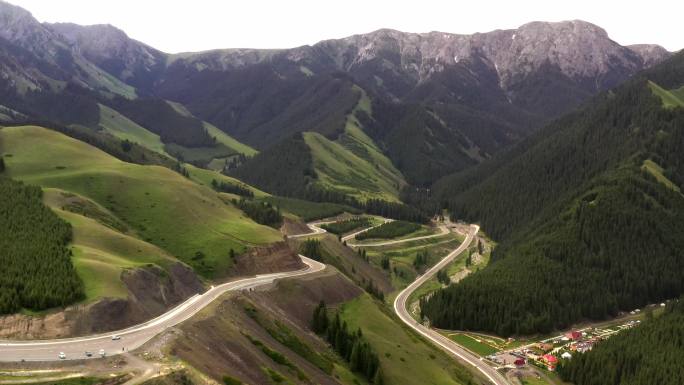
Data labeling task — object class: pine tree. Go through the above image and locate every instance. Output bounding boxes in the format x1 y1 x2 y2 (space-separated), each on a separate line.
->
0 156 5 173
349 341 361 371
373 367 384 385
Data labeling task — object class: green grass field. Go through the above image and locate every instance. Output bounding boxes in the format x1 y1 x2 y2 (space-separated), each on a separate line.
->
366 235 462 292
184 163 269 198
263 196 361 221
44 188 178 301
642 159 681 193
339 295 475 385
166 100 257 156
303 86 405 202
98 104 168 155
447 333 499 356
649 81 684 109
0 126 281 279
203 121 257 156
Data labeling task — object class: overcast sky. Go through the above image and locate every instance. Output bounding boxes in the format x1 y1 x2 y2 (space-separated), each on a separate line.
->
9 0 684 53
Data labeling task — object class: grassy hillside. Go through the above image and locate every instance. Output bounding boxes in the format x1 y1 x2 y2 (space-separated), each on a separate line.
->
97 104 168 155
44 189 177 301
163 100 257 164
305 132 401 202
184 163 269 198
203 121 257 157
0 126 281 278
649 81 684 108
304 86 406 202
263 196 360 222
424 53 684 335
339 295 477 385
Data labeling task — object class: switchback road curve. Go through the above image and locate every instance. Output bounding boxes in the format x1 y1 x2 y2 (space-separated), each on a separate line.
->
393 225 510 385
0 256 325 362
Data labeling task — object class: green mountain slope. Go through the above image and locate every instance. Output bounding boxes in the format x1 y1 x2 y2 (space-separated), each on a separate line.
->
558 299 684 385
321 86 406 201
44 188 178 301
98 103 168 155
0 126 281 278
649 80 684 108
0 177 83 313
423 52 684 336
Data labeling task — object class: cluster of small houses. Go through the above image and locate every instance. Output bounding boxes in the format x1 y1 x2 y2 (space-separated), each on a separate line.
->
490 320 642 371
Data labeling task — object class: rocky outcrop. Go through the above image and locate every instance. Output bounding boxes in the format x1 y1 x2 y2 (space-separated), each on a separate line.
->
316 20 670 92
628 44 673 67
0 262 204 339
232 241 304 276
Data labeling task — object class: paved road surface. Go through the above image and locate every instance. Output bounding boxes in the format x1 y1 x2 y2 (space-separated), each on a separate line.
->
286 221 332 238
0 256 325 362
340 219 392 242
393 225 510 385
287 219 392 243
345 224 449 247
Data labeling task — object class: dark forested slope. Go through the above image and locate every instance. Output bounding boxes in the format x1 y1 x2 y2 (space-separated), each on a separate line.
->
0 177 83 313
557 299 684 385
422 52 684 336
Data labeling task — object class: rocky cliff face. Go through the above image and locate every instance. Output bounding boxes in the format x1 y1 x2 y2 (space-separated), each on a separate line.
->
169 20 670 107
628 43 673 67
316 20 668 93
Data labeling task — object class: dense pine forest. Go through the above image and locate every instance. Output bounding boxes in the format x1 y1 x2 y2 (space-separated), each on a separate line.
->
320 217 372 235
422 52 684 335
211 179 254 197
0 177 83 313
233 199 283 228
233 134 429 223
557 299 684 385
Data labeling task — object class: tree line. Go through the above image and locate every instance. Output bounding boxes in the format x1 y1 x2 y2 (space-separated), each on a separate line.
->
299 239 323 262
421 70 684 335
231 134 429 223
211 178 254 198
557 299 684 385
0 177 84 313
320 217 372 235
413 249 429 271
312 302 384 384
355 220 421 241
233 198 282 228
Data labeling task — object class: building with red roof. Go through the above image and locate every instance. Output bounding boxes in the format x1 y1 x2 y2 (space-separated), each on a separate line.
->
565 331 582 340
542 354 558 370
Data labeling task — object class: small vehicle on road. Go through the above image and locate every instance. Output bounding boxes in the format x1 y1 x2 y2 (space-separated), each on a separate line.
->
99 349 106 357
111 335 121 340
58 352 66 359
85 351 92 357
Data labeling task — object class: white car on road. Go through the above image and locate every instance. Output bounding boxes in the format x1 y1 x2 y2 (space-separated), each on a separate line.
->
58 352 66 359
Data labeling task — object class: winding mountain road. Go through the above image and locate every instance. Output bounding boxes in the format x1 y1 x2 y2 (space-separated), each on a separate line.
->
0 256 325 362
345 224 449 247
294 218 509 384
393 225 510 385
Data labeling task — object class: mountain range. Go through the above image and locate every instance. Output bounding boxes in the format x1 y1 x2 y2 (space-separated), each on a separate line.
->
0 0 672 191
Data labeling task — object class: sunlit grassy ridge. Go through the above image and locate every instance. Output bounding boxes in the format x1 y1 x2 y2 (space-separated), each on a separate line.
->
0 126 281 278
649 81 684 108
304 86 405 202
